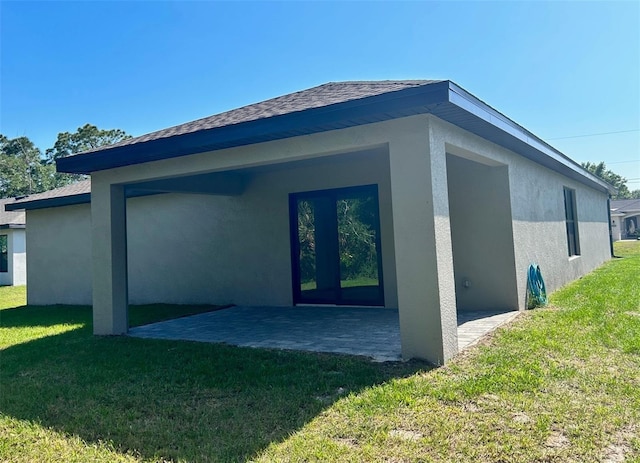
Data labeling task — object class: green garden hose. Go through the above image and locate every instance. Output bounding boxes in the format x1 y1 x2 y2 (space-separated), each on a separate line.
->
527 264 548 309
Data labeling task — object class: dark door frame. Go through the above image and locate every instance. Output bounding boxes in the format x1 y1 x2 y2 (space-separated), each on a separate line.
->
289 184 385 306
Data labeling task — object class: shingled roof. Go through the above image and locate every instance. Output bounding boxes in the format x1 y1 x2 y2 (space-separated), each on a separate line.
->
81 80 442 155
0 197 26 228
5 180 91 211
53 79 616 195
57 80 457 173
611 199 640 213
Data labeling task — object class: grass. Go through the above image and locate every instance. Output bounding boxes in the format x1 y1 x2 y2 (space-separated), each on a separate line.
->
0 285 26 311
0 290 424 462
301 277 379 291
1 241 639 462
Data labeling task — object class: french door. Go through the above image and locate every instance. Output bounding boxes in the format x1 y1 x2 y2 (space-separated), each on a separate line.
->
289 184 384 306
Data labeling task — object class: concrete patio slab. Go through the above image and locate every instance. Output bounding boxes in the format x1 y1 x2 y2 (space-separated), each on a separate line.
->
456 310 520 350
128 306 519 361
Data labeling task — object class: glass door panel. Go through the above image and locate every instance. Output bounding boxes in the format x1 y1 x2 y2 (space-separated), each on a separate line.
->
297 199 317 293
291 185 384 306
337 195 382 304
296 197 338 303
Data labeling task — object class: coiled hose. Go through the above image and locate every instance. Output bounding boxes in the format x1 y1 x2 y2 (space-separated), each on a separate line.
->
527 264 547 309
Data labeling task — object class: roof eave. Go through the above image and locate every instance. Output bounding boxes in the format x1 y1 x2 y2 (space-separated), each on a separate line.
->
55 80 614 195
56 81 451 174
5 193 92 211
0 223 25 229
443 83 616 195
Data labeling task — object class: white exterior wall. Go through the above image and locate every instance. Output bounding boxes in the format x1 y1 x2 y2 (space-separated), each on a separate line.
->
611 215 622 242
0 228 26 286
11 229 26 286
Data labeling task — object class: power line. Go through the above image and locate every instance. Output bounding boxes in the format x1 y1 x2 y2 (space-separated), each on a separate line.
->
578 159 639 165
548 129 639 140
606 160 640 165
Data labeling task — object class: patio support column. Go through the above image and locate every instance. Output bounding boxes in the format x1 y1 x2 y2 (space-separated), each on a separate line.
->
91 180 128 335
389 118 458 364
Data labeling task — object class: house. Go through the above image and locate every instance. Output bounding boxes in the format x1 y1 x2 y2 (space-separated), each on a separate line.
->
610 199 640 241
0 197 26 286
6 80 615 364
4 181 92 302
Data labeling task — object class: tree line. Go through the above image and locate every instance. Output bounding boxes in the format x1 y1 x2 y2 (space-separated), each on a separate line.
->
0 124 130 199
1 125 637 200
581 161 640 199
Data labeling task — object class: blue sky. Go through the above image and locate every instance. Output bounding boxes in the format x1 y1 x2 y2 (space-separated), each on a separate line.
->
1 1 638 187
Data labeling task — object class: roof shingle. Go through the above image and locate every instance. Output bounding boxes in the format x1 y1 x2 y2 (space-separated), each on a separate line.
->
611 199 640 212
6 180 91 209
80 80 441 155
0 197 26 226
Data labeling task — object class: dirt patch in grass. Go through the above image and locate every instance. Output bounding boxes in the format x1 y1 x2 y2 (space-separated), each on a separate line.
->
602 426 637 463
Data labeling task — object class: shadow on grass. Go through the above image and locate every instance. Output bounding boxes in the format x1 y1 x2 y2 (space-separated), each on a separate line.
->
0 304 92 328
0 303 223 329
1 305 429 462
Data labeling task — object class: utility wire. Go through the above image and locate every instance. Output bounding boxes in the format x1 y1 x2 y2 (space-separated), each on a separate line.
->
548 129 639 140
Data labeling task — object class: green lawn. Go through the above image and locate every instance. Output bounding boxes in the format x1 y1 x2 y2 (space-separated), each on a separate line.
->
0 290 424 462
300 277 379 291
1 242 639 462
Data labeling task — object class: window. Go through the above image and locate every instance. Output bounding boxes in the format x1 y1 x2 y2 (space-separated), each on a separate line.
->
563 187 580 256
0 235 7 272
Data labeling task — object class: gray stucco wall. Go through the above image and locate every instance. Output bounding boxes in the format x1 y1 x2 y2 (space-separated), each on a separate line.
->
27 204 92 304
434 117 610 310
26 114 610 316
26 148 398 307
128 147 397 307
510 166 611 300
446 154 518 311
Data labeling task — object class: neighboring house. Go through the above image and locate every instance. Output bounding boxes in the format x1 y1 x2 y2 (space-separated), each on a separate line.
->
0 197 26 286
7 80 615 364
610 199 640 241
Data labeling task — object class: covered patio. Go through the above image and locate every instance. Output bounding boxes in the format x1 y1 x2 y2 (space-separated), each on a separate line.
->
128 306 519 362
49 79 615 365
